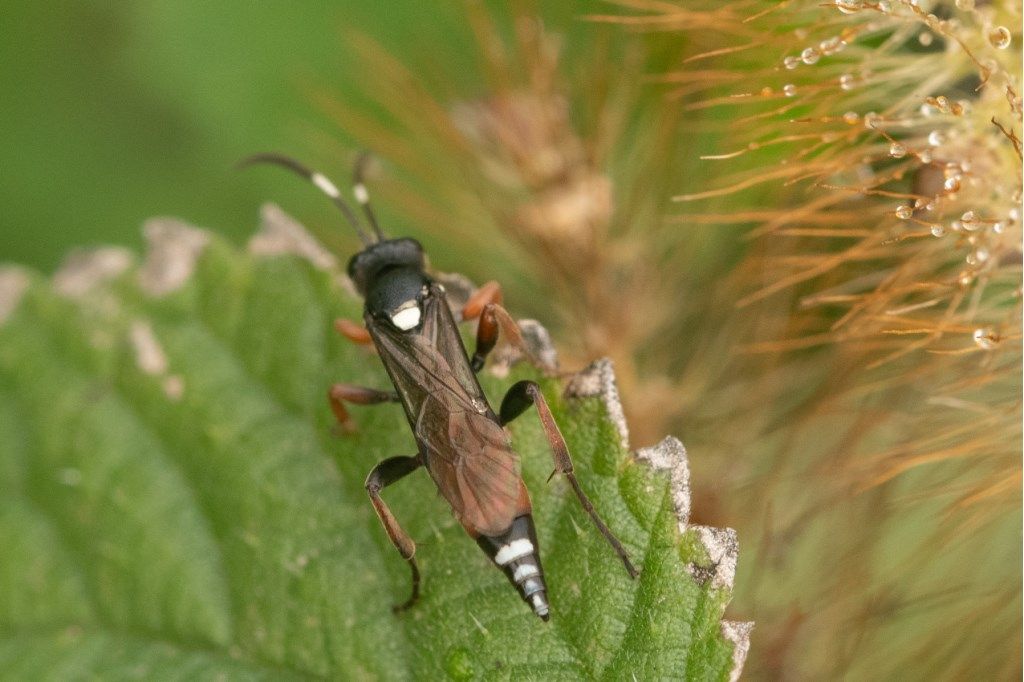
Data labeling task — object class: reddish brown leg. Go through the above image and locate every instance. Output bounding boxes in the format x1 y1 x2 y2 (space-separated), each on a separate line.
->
499 380 639 579
471 306 526 372
461 280 503 321
365 455 423 613
335 318 373 346
461 281 528 372
328 383 398 433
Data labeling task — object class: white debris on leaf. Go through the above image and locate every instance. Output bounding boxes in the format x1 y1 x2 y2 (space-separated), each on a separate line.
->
0 267 30 325
635 436 691 532
490 318 560 377
721 620 754 682
138 218 210 297
163 375 185 401
130 320 168 375
129 319 184 401
564 358 629 448
249 203 338 271
566 357 751 680
53 247 134 299
517 319 558 372
688 525 739 592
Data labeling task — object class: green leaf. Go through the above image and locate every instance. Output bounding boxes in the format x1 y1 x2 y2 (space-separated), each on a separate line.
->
0 208 749 680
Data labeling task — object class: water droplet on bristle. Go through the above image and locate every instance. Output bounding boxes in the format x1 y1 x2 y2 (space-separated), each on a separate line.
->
820 36 844 54
955 0 974 9
783 84 797 97
889 142 907 158
840 74 856 90
989 26 1012 49
784 56 800 70
973 328 998 349
801 47 821 65
930 224 946 237
835 0 861 13
896 205 913 219
927 130 945 146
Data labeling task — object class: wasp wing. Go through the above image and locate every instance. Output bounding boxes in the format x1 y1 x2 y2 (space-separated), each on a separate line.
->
368 288 522 536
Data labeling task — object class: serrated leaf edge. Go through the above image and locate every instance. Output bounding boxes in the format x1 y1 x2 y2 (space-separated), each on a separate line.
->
565 357 752 680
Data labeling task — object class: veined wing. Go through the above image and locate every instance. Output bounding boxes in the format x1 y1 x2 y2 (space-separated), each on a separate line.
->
416 396 522 536
368 287 522 536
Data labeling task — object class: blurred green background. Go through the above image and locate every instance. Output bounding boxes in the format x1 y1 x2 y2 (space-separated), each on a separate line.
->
0 1 493 271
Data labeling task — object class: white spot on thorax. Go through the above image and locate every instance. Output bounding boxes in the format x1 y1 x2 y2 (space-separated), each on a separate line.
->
312 173 341 198
391 304 421 331
495 538 534 565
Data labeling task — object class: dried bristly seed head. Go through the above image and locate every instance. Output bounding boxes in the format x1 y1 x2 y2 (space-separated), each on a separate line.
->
651 0 1020 486
514 173 613 243
590 0 1020 677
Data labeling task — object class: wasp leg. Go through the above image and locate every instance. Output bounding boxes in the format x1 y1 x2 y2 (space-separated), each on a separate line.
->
499 380 639 579
461 280 503 321
365 455 423 613
469 303 526 372
461 282 529 372
334 318 373 346
328 384 398 433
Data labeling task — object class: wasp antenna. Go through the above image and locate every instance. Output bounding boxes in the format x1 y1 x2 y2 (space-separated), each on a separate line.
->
352 151 385 242
237 152 372 245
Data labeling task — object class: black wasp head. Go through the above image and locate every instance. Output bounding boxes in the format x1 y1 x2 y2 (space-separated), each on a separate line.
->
347 237 425 295
348 238 430 330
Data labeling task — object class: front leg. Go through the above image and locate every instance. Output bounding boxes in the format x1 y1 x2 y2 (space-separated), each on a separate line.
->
461 281 524 373
500 380 639 579
335 318 374 346
365 455 423 613
328 383 398 433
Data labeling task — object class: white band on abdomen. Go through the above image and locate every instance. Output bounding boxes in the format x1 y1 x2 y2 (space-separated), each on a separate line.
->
495 538 534 565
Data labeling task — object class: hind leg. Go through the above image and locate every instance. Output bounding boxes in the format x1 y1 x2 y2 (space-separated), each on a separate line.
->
500 380 639 579
365 455 423 612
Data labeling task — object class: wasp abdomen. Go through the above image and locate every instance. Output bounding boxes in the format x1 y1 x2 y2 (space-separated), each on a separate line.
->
476 514 550 621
